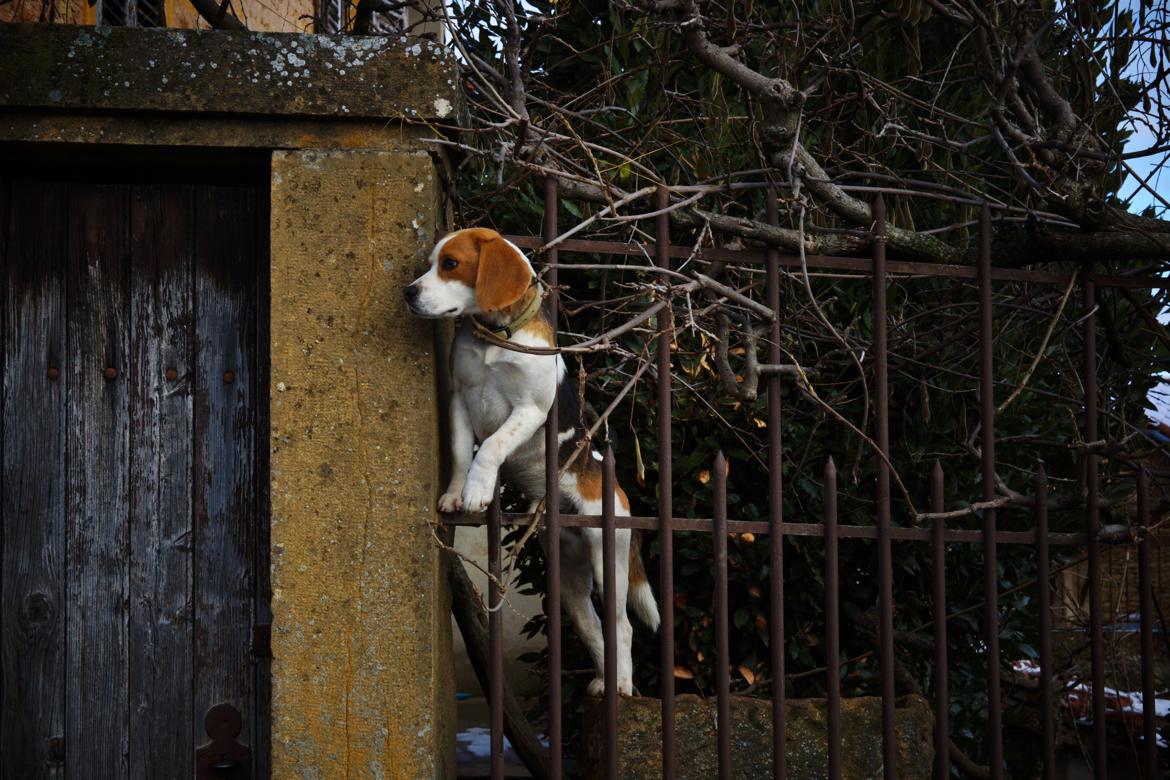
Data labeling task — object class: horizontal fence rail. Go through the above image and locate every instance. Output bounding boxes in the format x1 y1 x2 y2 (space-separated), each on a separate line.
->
449 177 1166 780
504 234 1170 290
444 513 1095 545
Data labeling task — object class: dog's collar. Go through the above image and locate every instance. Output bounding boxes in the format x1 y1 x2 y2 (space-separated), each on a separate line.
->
471 281 545 341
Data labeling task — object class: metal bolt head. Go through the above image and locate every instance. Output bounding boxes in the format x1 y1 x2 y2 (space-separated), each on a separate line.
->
103 367 117 380
165 368 178 381
47 367 59 381
223 370 235 384
45 736 64 766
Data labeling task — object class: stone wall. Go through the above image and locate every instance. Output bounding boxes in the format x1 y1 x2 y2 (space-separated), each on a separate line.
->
583 694 935 780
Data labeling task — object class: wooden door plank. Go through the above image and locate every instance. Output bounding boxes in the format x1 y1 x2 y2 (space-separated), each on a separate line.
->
192 186 257 769
1 180 68 778
65 182 131 780
128 183 195 780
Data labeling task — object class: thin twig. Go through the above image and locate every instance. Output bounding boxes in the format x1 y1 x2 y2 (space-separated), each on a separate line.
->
997 268 1078 416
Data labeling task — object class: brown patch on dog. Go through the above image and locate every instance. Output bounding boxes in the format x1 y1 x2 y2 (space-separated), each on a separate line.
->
574 461 603 502
513 293 555 345
435 228 486 289
475 233 531 312
628 530 647 587
572 455 631 511
520 315 555 345
574 449 644 588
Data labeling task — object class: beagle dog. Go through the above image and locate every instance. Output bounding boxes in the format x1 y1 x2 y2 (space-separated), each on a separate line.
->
404 227 659 696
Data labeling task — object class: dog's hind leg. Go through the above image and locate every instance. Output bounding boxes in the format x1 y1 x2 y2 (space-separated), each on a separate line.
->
578 522 634 696
556 530 608 695
561 465 636 696
611 523 635 696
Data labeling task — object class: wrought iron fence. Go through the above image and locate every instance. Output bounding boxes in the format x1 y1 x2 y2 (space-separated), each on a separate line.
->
446 176 1168 780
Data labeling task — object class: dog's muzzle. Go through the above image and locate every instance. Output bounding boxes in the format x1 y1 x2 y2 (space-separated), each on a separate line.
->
403 284 421 312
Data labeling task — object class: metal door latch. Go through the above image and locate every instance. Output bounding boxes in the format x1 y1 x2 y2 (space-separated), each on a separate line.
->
195 703 251 779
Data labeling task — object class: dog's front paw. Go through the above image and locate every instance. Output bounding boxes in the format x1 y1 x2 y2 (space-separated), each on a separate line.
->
437 492 464 513
586 676 634 697
461 478 497 514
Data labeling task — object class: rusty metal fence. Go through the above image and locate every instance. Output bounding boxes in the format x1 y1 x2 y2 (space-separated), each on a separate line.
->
449 176 1167 780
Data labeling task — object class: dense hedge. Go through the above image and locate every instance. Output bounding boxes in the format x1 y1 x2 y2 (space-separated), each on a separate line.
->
449 1 1168 774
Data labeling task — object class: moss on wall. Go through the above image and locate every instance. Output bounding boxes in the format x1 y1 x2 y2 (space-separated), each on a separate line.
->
0 24 458 122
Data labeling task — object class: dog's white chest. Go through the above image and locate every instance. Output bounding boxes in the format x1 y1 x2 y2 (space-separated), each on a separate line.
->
450 325 560 444
460 367 514 440
452 337 523 438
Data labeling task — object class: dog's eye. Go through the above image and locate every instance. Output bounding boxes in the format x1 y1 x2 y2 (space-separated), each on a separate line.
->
441 257 459 271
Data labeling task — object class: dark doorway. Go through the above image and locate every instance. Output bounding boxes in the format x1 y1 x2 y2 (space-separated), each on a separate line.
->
0 150 270 779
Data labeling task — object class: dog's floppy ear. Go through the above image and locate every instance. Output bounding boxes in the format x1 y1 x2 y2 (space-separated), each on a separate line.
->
475 236 532 312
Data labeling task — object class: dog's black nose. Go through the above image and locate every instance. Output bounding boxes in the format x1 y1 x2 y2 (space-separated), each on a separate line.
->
403 285 420 303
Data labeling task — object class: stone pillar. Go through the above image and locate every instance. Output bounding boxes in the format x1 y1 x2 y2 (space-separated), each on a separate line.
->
269 149 453 778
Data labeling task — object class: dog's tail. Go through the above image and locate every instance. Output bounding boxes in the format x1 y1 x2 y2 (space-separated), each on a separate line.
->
627 531 661 631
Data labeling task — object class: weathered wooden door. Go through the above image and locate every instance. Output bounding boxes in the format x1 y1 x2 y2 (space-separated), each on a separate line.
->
0 164 269 779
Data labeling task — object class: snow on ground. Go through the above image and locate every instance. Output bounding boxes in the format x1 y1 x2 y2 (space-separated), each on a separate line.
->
455 725 549 764
456 726 497 760
1013 659 1169 747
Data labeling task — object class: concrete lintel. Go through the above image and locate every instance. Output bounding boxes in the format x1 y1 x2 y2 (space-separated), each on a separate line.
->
0 23 460 122
0 111 436 151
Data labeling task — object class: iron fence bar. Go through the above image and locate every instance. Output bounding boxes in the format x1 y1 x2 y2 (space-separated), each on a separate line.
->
602 448 619 780
714 452 732 780
766 187 787 780
824 457 841 780
1083 269 1106 779
1035 466 1055 780
872 194 897 780
502 235 1170 289
978 204 1004 780
1138 468 1156 780
488 487 504 780
930 461 948 780
655 183 677 780
542 174 563 779
443 513 1091 545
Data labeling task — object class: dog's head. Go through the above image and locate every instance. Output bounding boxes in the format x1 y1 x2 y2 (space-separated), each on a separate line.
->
403 228 534 318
